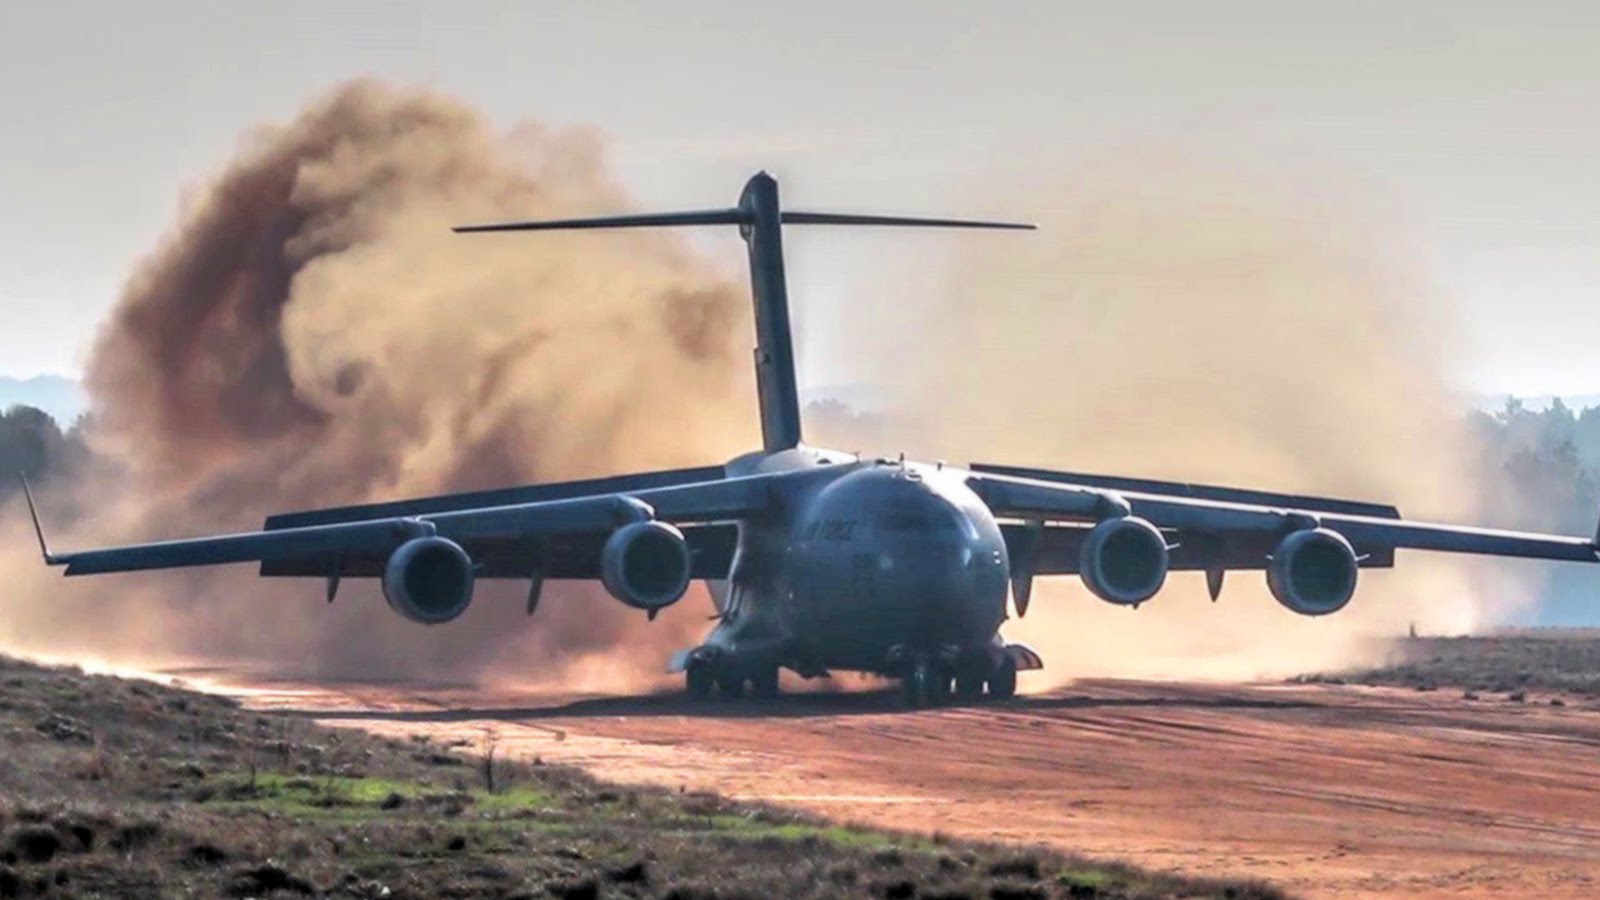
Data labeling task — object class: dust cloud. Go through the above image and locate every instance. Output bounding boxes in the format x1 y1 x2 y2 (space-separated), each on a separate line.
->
0 94 1532 692
842 154 1529 685
0 81 756 686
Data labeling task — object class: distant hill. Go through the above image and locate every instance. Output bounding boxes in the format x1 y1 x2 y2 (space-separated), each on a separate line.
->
0 374 85 424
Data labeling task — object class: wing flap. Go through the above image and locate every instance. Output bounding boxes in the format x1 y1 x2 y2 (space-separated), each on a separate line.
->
265 465 726 530
972 467 1597 565
62 518 428 576
50 469 782 578
971 463 1399 520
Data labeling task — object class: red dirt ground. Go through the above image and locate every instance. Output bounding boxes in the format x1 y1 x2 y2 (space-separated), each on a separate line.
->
211 677 1600 898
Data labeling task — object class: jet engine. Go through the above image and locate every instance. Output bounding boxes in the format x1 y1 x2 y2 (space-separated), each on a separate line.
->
1267 528 1358 616
1079 516 1169 605
601 520 692 611
382 536 476 625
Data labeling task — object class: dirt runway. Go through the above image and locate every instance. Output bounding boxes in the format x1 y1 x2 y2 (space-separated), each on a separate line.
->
209 676 1600 898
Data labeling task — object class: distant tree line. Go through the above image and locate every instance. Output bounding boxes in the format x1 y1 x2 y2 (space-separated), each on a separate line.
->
0 405 86 502
7 396 1596 525
1468 398 1600 535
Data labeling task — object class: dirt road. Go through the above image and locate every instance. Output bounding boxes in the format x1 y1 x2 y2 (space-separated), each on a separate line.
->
214 677 1600 898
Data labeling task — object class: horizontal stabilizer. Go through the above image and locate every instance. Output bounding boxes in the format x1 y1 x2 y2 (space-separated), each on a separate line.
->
454 209 1034 234
781 211 1034 230
454 209 745 233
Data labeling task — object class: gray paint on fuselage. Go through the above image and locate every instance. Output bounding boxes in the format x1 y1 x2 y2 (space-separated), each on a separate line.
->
700 446 1009 676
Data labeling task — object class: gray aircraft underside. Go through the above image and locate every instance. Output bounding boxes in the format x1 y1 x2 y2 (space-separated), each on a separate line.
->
24 171 1600 707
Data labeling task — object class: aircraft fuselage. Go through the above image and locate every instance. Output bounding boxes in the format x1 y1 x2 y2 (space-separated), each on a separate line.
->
694 446 1010 684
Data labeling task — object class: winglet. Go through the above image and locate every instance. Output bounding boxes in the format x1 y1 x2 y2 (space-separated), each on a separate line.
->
18 473 61 565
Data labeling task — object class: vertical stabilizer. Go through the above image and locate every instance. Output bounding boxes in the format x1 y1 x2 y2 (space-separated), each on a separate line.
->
452 172 1032 455
737 173 803 451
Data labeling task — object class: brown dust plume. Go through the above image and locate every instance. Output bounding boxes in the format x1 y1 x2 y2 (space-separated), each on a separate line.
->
0 81 756 686
837 155 1526 685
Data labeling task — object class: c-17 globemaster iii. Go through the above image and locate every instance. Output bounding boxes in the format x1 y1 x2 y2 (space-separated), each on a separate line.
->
23 171 1600 707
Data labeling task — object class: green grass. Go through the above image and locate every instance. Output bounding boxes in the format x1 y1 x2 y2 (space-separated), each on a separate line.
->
701 814 913 848
216 773 912 851
1060 868 1116 890
470 783 555 811
212 771 559 823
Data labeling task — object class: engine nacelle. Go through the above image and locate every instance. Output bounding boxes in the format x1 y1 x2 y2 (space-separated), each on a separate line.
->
382 536 475 625
601 520 692 612
1267 528 1358 616
1079 516 1169 605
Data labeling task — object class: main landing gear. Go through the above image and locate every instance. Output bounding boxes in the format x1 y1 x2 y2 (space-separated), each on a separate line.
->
685 659 780 701
901 655 1016 709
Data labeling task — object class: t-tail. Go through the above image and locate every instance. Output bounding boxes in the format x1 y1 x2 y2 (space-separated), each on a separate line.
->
454 171 1034 452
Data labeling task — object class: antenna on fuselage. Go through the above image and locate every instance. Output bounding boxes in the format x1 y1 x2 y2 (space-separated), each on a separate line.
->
454 172 1035 453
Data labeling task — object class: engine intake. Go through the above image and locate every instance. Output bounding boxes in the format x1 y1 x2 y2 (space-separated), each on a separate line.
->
602 520 692 611
1079 516 1169 605
382 536 475 625
1267 528 1358 616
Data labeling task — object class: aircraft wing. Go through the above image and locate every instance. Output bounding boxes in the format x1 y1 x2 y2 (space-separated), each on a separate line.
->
968 462 1599 571
31 466 789 580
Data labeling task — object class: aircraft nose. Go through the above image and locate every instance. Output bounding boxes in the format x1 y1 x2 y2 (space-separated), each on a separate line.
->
874 538 978 612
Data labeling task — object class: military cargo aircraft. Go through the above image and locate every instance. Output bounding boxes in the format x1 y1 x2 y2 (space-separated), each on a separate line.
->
24 172 1600 707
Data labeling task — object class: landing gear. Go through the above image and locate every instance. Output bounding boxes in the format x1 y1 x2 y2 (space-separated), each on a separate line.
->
899 651 1020 708
901 659 953 709
685 662 715 699
749 666 780 699
955 669 986 700
715 671 746 699
987 656 1017 700
902 661 932 708
686 655 783 702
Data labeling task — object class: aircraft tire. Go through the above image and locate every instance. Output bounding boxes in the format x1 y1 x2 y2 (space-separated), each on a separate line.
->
716 672 746 700
749 667 780 699
685 663 715 699
901 670 925 708
955 670 985 700
987 658 1017 700
903 660 935 709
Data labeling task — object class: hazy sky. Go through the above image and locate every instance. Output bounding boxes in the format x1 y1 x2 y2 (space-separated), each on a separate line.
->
2 1 1598 395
